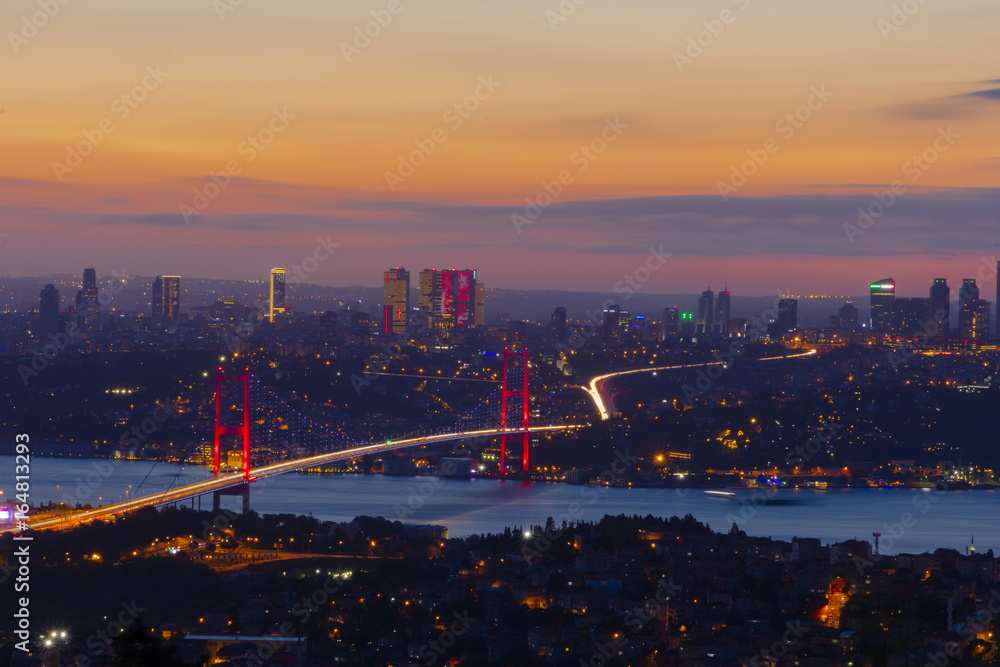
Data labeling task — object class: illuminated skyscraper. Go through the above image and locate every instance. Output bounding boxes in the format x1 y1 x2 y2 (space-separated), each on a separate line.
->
769 299 798 337
269 268 287 323
39 284 59 336
929 278 950 337
662 306 680 340
383 267 410 335
151 277 163 328
696 289 713 335
163 276 180 323
713 290 731 336
958 279 979 337
418 269 441 330
869 279 895 332
890 298 934 337
474 283 486 328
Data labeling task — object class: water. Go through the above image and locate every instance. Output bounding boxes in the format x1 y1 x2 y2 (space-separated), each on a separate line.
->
3 456 997 555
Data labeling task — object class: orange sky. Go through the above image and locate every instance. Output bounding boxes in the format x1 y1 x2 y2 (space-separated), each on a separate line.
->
2 0 999 292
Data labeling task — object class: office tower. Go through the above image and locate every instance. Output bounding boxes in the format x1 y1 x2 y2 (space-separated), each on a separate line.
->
75 267 100 332
713 289 731 336
269 268 287 323
352 311 371 334
150 277 163 328
929 278 950 337
696 288 714 335
602 305 622 339
382 267 410 335
474 283 486 328
838 301 859 331
418 269 441 330
442 269 477 326
890 298 934 337
958 279 979 337
552 307 567 342
772 298 798 336
869 279 895 332
959 297 990 341
662 306 680 340
163 276 180 323
38 284 59 336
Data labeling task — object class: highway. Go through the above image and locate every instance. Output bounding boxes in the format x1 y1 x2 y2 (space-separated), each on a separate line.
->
6 425 579 533
584 350 818 419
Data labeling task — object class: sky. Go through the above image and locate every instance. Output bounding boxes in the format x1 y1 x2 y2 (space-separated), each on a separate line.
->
2 0 999 296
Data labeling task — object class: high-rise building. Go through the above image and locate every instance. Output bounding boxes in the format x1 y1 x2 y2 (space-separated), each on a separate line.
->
960 297 990 341
713 290 731 336
890 298 934 337
418 269 441 330
151 277 163 328
419 268 481 329
163 276 181 324
38 284 59 336
383 267 410 335
838 301 859 331
269 268 287 323
474 283 486 328
662 306 680 340
929 278 950 337
770 299 798 337
696 289 714 335
75 267 100 332
552 307 567 342
602 304 623 339
958 279 979 337
870 279 895 332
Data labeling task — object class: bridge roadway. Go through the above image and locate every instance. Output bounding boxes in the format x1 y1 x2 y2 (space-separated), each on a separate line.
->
584 350 818 420
10 425 578 533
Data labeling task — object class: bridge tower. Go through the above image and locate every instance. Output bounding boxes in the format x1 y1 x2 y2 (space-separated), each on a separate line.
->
212 366 251 513
500 346 530 475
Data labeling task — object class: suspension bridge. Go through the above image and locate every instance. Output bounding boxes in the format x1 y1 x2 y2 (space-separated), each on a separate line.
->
19 347 578 532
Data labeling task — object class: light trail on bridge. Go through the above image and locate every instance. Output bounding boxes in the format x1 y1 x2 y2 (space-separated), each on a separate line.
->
6 425 581 534
584 350 818 420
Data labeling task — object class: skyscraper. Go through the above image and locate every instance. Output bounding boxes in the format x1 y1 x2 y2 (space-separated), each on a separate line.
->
958 279 979 337
870 279 895 332
269 268 287 323
929 278 950 337
838 301 859 331
960 298 990 341
76 267 99 332
383 267 410 335
163 276 180 324
713 290 731 336
696 288 713 335
151 277 163 328
662 306 680 340
418 269 441 330
890 298 934 337
474 283 486 328
552 307 567 342
38 284 59 336
769 299 798 337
